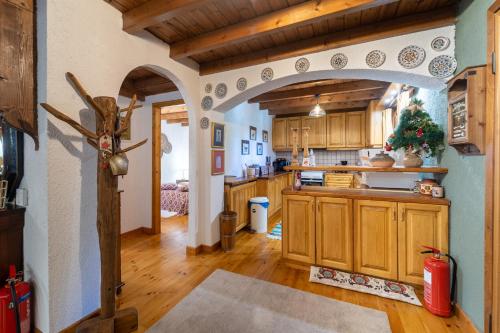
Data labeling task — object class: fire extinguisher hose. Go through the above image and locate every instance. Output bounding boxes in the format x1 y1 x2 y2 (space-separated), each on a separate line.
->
444 254 458 307
8 280 21 333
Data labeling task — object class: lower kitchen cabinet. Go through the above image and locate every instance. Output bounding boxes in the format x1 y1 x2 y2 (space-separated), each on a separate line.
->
316 197 353 271
282 193 449 285
354 200 398 280
397 203 449 285
225 182 256 232
282 195 315 264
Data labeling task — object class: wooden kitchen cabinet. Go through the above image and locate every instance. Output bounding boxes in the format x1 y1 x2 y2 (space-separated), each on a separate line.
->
354 200 398 280
272 118 287 150
225 182 256 232
316 197 353 271
301 116 326 148
286 117 302 150
282 195 315 264
256 173 291 217
345 111 366 148
326 113 346 149
366 100 384 148
398 203 449 285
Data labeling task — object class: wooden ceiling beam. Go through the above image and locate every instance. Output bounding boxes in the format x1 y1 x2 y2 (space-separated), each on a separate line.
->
169 0 396 60
122 0 212 34
249 80 389 103
161 111 188 120
272 79 356 92
166 118 189 124
259 88 386 110
133 75 177 91
268 101 369 115
200 6 456 75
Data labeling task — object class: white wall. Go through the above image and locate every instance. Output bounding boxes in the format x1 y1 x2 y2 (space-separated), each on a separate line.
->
28 0 202 331
224 102 274 177
161 122 189 184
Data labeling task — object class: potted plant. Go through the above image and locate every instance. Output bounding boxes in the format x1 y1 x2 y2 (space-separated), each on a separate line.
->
386 98 444 167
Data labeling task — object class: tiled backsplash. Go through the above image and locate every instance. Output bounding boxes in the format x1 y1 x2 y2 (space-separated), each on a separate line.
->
275 150 360 165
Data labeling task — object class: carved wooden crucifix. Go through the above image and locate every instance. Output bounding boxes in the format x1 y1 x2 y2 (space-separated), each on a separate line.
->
41 72 146 333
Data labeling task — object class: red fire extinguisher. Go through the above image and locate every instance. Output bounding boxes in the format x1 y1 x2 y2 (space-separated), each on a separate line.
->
0 265 31 333
421 246 457 317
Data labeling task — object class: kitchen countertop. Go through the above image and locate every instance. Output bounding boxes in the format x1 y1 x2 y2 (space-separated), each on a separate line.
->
282 186 450 205
224 172 290 187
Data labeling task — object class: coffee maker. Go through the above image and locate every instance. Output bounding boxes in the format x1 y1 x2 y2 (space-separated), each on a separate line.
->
273 158 290 172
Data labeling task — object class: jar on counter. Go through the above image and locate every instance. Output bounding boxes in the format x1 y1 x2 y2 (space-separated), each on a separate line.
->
432 185 445 198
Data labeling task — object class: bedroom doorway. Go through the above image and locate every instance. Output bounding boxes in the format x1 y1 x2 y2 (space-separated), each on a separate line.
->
155 100 189 231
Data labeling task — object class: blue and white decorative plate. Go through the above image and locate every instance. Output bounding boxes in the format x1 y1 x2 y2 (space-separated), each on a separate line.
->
366 50 386 68
428 55 457 78
398 45 426 69
330 53 348 69
200 116 210 129
201 96 213 111
204 83 212 94
214 83 227 99
295 58 310 73
236 77 247 91
431 37 450 52
261 67 274 82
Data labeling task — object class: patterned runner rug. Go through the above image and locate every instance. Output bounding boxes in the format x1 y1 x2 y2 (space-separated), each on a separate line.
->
267 222 282 240
310 266 422 306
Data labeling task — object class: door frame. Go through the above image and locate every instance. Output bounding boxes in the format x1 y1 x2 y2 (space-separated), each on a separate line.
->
151 99 185 234
486 2 500 332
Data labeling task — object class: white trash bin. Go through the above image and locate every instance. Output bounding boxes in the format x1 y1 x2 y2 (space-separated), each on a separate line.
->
249 197 269 233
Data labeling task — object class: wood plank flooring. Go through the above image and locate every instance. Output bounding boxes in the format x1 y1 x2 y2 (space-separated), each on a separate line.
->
119 215 473 333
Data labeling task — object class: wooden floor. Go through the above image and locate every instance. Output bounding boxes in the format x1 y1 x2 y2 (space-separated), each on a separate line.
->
119 214 473 333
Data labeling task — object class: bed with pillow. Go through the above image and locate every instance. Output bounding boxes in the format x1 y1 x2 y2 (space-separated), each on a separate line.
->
161 182 189 215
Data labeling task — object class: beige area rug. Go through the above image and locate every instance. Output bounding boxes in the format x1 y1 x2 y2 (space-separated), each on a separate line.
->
310 266 422 306
147 269 392 333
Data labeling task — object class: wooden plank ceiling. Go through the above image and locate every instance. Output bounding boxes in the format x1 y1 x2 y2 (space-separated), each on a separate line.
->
250 79 391 116
119 66 178 101
106 0 457 75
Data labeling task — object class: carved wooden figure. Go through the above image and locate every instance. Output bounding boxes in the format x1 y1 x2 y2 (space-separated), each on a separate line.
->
41 72 146 333
291 127 299 166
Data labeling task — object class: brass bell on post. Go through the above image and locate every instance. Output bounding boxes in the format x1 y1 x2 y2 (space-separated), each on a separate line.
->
109 153 129 176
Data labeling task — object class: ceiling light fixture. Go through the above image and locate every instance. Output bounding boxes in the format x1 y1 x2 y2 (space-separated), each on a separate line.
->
309 94 326 117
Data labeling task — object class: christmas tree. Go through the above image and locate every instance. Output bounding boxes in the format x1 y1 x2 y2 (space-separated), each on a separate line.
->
386 98 444 157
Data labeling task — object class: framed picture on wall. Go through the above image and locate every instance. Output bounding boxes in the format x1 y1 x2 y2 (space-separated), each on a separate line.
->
249 126 257 141
257 142 263 155
262 130 268 142
241 140 250 155
211 122 225 148
211 150 225 175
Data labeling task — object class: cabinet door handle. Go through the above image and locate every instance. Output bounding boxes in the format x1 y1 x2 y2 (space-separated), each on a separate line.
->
393 209 397 222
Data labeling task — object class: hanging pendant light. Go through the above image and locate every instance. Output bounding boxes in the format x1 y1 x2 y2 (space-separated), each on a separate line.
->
309 94 326 117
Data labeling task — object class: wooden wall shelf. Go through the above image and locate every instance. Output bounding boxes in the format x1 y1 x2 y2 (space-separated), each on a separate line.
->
284 165 448 173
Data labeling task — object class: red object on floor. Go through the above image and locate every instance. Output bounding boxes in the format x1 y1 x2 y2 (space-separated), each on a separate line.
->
422 246 456 317
0 265 31 333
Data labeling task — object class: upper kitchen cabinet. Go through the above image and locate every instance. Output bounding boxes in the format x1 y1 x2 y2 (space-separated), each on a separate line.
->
326 113 346 149
301 116 326 148
286 117 302 150
365 100 384 148
345 111 366 148
272 118 287 150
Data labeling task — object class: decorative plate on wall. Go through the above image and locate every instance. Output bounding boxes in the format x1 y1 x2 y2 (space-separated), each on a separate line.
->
200 116 210 129
201 96 213 111
330 53 348 69
428 55 457 78
295 57 310 73
204 83 212 94
398 45 426 69
366 50 386 68
236 77 247 91
214 83 227 99
431 36 450 51
261 67 274 81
